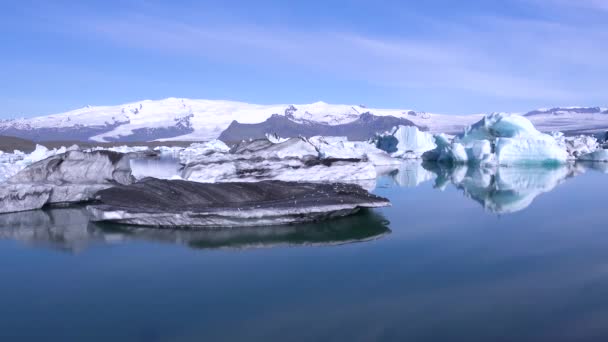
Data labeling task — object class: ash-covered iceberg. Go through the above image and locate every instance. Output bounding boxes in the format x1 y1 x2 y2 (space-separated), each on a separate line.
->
88 178 390 228
181 137 391 188
375 126 437 159
423 113 568 166
0 150 134 214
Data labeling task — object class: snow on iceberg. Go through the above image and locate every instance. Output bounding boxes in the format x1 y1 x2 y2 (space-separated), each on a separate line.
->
424 113 568 166
375 126 436 159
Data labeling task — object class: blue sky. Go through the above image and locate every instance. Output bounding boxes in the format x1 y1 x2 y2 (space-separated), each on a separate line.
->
1 0 607 118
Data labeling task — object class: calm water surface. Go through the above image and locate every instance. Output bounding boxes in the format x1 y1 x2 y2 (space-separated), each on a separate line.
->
1 161 608 341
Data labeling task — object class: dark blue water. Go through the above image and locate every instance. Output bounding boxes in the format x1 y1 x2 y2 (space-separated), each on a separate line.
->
1 162 608 341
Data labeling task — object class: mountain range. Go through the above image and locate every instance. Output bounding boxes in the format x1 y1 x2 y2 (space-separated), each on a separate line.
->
1 98 607 142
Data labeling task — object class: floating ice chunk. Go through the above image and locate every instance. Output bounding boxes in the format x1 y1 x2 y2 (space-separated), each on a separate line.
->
178 140 230 164
0 184 53 214
307 136 400 166
495 136 569 166
0 151 134 213
85 145 151 154
88 178 390 228
181 137 379 188
376 126 436 159
425 113 568 166
552 132 599 160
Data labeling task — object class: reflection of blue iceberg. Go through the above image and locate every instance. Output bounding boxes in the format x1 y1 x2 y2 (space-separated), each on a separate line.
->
426 163 580 214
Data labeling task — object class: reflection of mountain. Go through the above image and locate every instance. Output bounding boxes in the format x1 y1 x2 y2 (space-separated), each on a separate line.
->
0 207 390 252
425 163 580 214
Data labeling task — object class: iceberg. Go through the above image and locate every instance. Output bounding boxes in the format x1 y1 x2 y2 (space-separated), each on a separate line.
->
178 140 230 164
307 136 400 166
0 144 77 183
552 132 599 160
181 137 381 188
0 151 134 214
424 113 568 166
88 178 390 228
375 125 437 159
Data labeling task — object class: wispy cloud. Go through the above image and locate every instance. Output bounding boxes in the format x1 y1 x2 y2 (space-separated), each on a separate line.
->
34 2 608 104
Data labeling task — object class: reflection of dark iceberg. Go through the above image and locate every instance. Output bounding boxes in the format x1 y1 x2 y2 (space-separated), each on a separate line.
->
0 207 390 252
423 162 580 214
104 209 390 250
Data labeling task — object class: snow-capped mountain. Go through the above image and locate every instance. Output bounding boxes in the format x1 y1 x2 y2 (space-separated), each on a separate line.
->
0 98 607 142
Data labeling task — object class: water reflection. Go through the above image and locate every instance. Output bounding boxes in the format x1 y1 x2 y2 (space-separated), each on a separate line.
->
0 207 391 252
384 161 591 214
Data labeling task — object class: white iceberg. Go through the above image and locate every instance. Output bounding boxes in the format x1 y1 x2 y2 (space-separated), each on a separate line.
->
375 125 436 159
181 137 379 189
178 140 230 164
307 136 400 166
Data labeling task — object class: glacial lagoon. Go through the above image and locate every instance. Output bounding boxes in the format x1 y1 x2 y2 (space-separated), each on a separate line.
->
1 161 608 341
